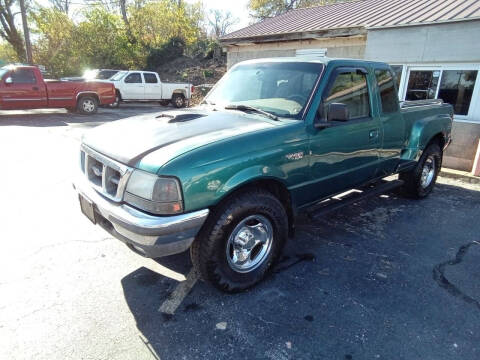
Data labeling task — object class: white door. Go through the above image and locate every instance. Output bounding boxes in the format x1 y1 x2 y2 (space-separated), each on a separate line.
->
122 72 144 100
143 73 162 100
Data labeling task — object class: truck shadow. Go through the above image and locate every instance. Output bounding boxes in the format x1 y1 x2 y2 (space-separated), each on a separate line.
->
120 182 480 359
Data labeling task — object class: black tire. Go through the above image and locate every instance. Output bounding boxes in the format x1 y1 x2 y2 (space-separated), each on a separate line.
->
159 100 170 107
172 94 186 108
77 96 98 115
399 142 442 198
109 92 121 108
190 189 288 293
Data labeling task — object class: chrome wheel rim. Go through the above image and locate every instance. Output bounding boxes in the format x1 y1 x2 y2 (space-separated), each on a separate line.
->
175 96 183 107
421 155 436 188
226 215 273 273
83 99 95 112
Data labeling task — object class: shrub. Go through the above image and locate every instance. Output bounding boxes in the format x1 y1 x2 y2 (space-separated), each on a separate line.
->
146 37 186 70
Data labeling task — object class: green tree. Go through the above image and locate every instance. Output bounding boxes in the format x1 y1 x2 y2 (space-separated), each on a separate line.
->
31 8 79 76
0 40 18 63
76 7 141 70
0 0 26 61
248 0 350 20
129 0 203 48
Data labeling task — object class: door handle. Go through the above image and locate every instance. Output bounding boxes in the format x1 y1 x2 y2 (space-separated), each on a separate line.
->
32 86 39 91
369 129 379 139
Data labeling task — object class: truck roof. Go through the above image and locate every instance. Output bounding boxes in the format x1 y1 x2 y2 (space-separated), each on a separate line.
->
235 57 390 68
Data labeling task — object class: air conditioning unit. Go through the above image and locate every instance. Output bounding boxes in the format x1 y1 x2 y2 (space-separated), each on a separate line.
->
295 49 327 58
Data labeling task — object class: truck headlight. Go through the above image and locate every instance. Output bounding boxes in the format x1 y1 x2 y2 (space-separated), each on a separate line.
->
124 170 183 215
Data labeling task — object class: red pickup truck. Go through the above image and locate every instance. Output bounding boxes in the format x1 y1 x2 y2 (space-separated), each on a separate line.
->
0 65 116 114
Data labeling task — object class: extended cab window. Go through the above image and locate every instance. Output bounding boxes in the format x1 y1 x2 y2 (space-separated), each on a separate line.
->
144 73 158 83
375 69 399 113
324 70 370 119
11 68 37 84
125 73 142 83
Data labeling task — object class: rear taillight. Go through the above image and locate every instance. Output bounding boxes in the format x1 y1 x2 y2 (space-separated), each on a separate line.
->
191 85 195 94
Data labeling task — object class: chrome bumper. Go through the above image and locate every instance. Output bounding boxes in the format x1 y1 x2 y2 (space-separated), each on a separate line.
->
73 176 209 258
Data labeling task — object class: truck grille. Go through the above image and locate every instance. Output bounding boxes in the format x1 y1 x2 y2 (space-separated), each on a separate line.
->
80 145 132 202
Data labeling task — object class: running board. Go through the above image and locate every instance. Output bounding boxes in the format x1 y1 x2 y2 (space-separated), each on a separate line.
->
306 179 404 220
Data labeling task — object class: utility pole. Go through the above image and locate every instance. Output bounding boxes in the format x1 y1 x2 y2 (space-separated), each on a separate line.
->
19 0 33 64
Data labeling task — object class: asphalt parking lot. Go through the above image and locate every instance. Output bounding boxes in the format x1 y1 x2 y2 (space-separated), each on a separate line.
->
1 106 479 360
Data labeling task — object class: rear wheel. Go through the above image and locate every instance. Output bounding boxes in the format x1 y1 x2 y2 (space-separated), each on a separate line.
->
77 96 98 115
399 142 442 198
190 189 288 293
172 94 186 108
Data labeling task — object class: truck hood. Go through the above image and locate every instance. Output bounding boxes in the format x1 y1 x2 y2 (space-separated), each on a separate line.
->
82 109 277 168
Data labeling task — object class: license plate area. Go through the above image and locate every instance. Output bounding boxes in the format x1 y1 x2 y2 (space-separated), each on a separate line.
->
79 194 96 224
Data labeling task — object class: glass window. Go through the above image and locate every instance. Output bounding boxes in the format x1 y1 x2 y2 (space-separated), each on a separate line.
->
11 68 37 84
204 62 323 118
144 73 158 84
111 71 127 81
438 70 478 116
375 69 399 113
324 70 370 119
390 65 403 91
124 73 142 83
405 70 440 100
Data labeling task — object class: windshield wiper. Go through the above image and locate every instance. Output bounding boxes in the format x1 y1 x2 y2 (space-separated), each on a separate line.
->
224 104 279 121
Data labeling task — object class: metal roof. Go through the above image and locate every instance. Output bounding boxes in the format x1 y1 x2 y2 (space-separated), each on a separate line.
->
221 0 480 41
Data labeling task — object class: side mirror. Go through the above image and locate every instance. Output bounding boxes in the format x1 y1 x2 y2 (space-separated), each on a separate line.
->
5 77 12 84
327 103 349 122
314 102 349 129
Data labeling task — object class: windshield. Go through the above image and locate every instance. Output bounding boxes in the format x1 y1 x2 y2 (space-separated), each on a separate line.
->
204 62 323 118
97 70 119 80
110 71 128 81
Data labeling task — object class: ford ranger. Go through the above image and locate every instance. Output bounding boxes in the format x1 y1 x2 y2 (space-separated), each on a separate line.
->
0 65 116 114
74 58 453 292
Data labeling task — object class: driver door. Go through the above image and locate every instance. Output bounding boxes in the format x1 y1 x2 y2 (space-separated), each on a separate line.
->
122 72 144 100
308 66 381 200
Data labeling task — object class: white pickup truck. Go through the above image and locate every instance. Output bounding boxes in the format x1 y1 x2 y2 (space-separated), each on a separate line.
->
106 71 193 108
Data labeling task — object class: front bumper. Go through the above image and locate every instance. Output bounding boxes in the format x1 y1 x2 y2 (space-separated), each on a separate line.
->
73 176 209 258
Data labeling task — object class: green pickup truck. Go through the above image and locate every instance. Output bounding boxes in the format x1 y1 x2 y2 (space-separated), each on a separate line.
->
74 58 453 292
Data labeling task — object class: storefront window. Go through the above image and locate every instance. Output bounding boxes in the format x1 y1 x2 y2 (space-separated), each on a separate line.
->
438 70 478 116
403 67 479 118
405 70 440 101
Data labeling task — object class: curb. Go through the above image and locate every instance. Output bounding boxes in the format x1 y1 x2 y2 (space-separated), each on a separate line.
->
439 168 480 184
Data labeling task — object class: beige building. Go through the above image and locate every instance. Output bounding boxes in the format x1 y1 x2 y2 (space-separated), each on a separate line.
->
221 0 480 172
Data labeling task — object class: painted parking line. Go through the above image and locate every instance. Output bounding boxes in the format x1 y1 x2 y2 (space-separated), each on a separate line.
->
158 267 199 315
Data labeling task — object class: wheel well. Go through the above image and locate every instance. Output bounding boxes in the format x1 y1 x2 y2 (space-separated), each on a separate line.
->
428 133 446 151
78 93 99 104
172 90 186 98
115 89 122 100
216 179 296 238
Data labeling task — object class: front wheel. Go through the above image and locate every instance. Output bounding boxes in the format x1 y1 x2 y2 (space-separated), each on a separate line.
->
399 142 442 198
190 189 288 293
77 96 98 115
